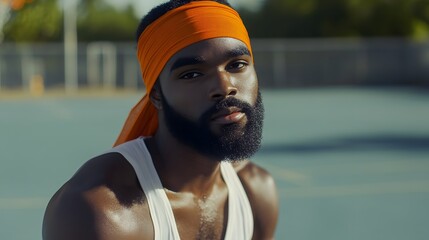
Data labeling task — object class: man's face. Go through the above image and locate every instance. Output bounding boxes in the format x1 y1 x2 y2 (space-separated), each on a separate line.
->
157 38 264 161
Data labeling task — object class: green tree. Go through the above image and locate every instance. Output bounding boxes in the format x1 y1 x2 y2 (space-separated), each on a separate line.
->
77 0 139 42
3 0 62 42
239 0 429 39
3 0 139 42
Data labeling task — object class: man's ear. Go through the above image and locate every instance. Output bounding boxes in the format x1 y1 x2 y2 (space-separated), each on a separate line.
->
149 83 162 110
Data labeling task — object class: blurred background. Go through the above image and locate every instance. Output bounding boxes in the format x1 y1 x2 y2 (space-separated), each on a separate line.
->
1 0 429 239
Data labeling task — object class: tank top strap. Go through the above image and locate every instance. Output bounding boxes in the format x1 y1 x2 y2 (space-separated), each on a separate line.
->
221 161 254 240
111 137 181 240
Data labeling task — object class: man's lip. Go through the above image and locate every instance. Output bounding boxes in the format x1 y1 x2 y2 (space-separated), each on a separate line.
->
210 107 243 120
210 107 246 124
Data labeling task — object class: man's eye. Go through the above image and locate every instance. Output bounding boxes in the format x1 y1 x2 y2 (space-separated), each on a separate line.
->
179 72 202 79
228 61 248 71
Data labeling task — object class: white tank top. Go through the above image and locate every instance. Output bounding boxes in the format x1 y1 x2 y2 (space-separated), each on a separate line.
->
110 137 254 240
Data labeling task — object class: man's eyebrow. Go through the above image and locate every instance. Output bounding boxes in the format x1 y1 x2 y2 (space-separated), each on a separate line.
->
170 57 205 73
227 46 251 59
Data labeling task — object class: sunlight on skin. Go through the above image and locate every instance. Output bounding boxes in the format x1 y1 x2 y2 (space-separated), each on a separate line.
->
106 208 141 233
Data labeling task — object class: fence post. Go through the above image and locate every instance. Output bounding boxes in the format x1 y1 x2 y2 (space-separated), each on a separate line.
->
102 43 116 89
87 44 99 88
0 58 2 91
273 42 287 87
124 54 138 89
356 44 368 84
87 42 117 90
64 0 78 93
20 45 33 91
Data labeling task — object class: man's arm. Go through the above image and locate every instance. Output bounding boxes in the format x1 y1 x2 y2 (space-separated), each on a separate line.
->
43 186 101 240
42 154 153 240
236 161 279 240
43 184 152 240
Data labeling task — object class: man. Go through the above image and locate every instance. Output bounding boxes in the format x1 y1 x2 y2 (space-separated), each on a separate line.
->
43 0 278 239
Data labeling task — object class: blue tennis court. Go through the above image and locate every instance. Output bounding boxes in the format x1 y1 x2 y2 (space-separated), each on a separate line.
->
1 87 429 239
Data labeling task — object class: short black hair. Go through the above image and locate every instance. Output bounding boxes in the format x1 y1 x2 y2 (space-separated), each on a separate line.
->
136 0 232 42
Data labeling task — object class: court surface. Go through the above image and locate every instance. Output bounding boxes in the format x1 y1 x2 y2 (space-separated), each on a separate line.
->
1 87 429 239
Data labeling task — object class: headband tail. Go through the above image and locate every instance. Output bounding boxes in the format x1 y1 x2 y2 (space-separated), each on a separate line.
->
114 95 158 146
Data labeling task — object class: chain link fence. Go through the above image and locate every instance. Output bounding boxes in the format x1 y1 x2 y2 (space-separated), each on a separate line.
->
0 38 428 92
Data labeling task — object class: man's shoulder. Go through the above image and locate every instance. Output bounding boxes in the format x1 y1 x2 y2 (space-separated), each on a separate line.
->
57 152 141 197
45 151 146 210
232 160 276 191
232 160 278 212
42 152 151 240
233 160 279 240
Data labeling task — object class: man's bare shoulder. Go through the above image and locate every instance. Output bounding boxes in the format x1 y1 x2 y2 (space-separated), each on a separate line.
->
43 152 153 240
233 160 279 240
232 160 277 195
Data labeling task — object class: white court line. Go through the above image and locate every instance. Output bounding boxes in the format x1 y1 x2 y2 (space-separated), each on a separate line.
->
260 159 429 185
298 161 429 176
258 162 312 186
0 197 48 210
280 180 429 199
41 101 74 120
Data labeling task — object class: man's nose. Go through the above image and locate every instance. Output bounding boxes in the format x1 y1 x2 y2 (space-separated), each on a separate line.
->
209 71 237 101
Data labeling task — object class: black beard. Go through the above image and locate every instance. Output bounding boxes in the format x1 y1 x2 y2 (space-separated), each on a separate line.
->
160 90 264 161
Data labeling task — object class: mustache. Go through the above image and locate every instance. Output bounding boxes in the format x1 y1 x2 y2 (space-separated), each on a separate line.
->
199 97 253 123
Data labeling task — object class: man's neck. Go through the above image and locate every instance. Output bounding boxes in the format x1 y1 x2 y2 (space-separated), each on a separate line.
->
145 131 224 197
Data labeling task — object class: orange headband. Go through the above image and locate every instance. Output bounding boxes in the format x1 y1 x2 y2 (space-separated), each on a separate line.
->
114 1 252 146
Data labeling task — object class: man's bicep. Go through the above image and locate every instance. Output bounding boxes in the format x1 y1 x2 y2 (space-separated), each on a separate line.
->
43 190 101 240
